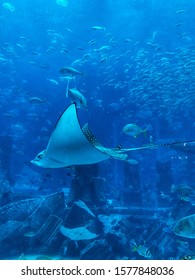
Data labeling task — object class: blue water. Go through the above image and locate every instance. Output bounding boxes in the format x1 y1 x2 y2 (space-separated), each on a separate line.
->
0 0 194 260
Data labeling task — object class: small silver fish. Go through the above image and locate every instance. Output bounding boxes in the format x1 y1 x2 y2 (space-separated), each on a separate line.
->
122 124 148 138
92 26 106 31
176 9 185 14
3 2 15 12
47 78 59 85
127 159 139 165
173 214 195 239
29 97 47 104
68 88 87 109
60 66 82 77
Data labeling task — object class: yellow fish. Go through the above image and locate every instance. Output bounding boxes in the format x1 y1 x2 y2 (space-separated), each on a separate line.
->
132 245 152 259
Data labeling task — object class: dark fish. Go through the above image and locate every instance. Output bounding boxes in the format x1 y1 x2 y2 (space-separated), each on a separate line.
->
182 255 195 260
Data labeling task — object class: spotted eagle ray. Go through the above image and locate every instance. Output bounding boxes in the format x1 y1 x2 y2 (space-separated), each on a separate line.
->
31 103 127 168
59 225 98 241
31 103 195 168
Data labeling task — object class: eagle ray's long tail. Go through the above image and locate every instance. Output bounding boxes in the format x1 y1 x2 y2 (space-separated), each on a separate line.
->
120 140 195 152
